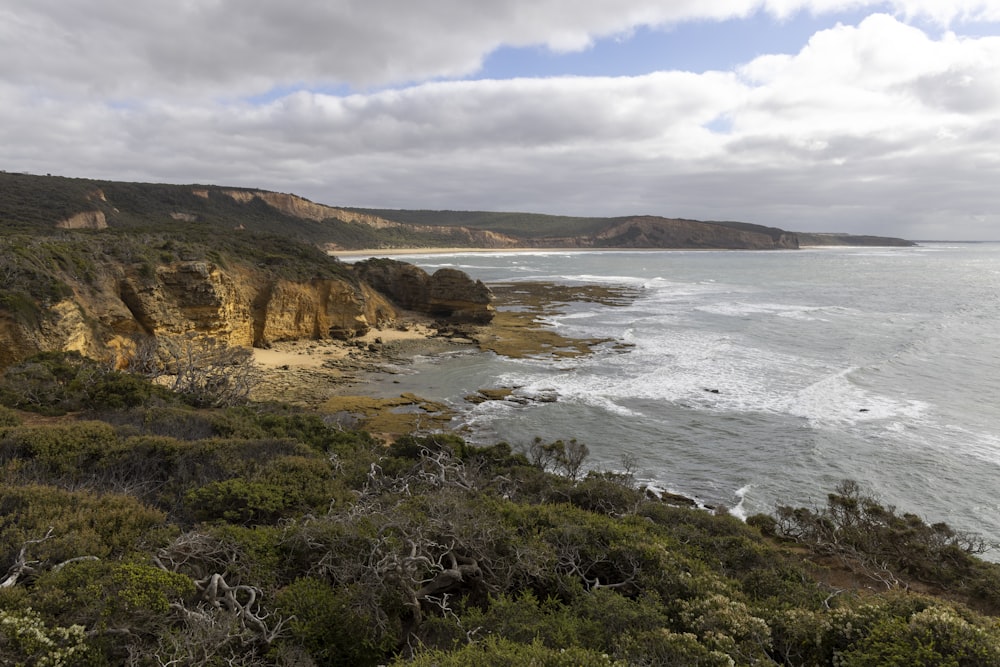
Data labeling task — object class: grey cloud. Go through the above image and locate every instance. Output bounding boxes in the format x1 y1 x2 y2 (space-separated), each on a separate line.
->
5 0 982 98
4 3 1000 241
908 66 1000 113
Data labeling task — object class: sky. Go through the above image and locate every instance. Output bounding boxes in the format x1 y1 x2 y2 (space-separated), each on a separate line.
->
3 2 1000 240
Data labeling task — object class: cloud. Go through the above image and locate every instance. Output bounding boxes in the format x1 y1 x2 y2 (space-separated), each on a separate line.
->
4 0 1000 97
3 3 1000 238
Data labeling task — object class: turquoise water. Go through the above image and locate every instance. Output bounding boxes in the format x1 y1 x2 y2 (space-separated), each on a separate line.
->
346 245 1000 550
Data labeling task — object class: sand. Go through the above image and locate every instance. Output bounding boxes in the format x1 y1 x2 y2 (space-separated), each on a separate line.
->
252 321 439 371
249 280 641 439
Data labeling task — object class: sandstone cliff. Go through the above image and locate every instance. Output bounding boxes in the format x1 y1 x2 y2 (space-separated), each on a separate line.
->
56 210 108 230
220 189 523 249
0 246 493 369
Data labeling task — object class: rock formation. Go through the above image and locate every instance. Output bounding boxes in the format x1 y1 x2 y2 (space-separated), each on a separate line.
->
56 210 107 230
353 259 495 324
0 252 485 369
220 189 523 249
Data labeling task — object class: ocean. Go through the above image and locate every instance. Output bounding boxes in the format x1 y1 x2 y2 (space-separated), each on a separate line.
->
346 244 1000 551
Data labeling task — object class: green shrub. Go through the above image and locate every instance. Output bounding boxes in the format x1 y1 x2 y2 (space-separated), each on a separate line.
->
0 607 89 667
275 578 398 667
456 588 671 657
184 479 293 525
387 432 469 460
839 604 1000 667
0 352 173 415
399 636 626 667
32 560 194 630
200 524 287 586
0 484 170 565
0 421 120 479
567 471 644 515
616 629 736 667
771 480 1000 609
0 406 21 428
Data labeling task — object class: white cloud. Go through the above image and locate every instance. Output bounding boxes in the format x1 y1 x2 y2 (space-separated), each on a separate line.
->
3 2 1000 238
4 1 1000 97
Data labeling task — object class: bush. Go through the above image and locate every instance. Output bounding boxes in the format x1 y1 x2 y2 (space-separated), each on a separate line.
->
567 471 644 515
0 421 121 480
0 406 20 428
31 560 195 630
399 637 625 667
0 351 174 415
184 479 293 525
0 485 170 566
0 607 88 667
840 604 1000 667
181 454 345 526
770 480 1000 609
275 578 398 667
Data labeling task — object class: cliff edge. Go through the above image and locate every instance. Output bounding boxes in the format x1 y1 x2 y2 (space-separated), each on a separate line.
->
0 231 493 369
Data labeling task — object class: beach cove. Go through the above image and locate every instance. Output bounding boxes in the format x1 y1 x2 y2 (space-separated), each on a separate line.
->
251 277 640 439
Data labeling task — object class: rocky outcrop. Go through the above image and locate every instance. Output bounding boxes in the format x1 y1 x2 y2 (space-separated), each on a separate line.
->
0 251 494 369
426 268 495 322
115 262 405 348
56 210 107 230
353 259 495 324
0 301 94 367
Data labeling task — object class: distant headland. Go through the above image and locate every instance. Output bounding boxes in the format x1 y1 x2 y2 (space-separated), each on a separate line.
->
0 171 915 251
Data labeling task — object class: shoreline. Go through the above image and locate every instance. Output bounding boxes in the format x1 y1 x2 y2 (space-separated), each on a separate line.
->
331 246 604 258
331 245 919 258
250 280 641 438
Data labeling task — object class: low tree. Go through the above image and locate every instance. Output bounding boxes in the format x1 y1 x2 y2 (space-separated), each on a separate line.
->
154 334 261 408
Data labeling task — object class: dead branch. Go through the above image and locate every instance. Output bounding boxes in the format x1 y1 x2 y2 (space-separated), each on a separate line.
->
1 527 55 588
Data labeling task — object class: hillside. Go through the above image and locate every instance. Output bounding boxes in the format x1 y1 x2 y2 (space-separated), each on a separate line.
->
1 172 914 249
0 172 994 666
797 232 916 247
348 207 804 249
0 357 998 665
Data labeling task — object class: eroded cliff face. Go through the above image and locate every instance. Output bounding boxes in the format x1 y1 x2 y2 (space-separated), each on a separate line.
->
115 261 403 350
56 210 108 230
220 189 523 249
0 254 493 369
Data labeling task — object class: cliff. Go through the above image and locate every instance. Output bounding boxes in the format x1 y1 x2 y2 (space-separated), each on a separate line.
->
1 172 916 251
0 232 493 369
0 173 810 250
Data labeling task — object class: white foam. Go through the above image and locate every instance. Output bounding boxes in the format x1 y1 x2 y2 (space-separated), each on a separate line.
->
787 367 928 427
729 485 752 521
696 301 830 321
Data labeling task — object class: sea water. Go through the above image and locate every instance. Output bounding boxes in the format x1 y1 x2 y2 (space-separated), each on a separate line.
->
344 244 1000 551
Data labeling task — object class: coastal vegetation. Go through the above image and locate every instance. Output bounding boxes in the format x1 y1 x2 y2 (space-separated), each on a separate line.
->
0 352 998 665
0 172 915 250
0 173 980 664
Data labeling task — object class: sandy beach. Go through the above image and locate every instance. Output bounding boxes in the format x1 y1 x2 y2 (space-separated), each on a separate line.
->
329 247 559 258
249 280 639 439
252 320 440 370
